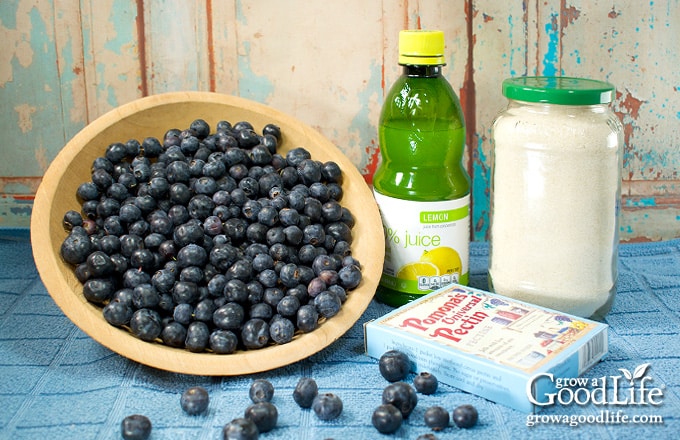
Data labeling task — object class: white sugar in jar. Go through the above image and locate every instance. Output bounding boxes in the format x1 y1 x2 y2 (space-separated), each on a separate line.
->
489 77 623 320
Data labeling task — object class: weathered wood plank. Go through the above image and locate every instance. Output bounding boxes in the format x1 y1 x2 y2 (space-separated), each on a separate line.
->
0 0 678 240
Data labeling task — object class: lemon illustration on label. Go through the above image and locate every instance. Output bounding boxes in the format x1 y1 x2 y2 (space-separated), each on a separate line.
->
419 246 462 276
396 261 440 280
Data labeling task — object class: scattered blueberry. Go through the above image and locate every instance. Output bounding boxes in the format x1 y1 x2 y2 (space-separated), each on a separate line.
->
292 377 318 408
372 404 403 434
249 379 275 403
452 404 478 429
413 372 438 395
244 401 278 433
121 414 152 440
382 382 418 419
424 405 450 431
312 392 343 421
180 386 210 415
379 350 411 382
222 417 259 440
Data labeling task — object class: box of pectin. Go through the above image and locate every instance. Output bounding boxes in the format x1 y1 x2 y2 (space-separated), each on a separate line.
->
364 283 608 412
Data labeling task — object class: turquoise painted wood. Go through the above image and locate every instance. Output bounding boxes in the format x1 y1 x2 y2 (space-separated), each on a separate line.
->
1 0 678 242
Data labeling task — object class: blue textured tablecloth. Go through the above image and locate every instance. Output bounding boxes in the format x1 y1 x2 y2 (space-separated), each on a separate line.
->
1 231 679 439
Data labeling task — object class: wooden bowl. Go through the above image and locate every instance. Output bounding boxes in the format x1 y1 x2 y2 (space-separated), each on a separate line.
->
31 91 384 376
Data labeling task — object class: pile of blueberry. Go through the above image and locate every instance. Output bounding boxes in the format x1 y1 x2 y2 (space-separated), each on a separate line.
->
59 118 362 353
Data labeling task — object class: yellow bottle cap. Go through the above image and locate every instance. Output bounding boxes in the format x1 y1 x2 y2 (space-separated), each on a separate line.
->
398 30 446 66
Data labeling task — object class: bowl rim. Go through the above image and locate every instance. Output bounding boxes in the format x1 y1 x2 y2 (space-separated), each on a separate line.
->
31 91 384 376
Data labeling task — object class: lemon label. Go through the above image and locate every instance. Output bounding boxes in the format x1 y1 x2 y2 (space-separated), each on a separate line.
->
373 191 470 295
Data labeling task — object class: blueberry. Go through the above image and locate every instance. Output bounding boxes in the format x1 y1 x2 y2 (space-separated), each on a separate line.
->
152 269 176 294
249 379 275 403
244 401 278 433
194 298 217 322
213 302 244 330
130 308 162 342
252 253 274 272
161 321 187 348
185 321 210 352
269 317 295 344
60 229 94 264
314 290 341 318
302 223 326 246
102 301 132 327
224 279 248 303
276 295 300 318
241 319 270 349
292 377 318 408
452 404 478 429
249 302 273 320
86 250 115 277
63 210 83 230
180 386 210 415
190 119 211 138
307 277 328 298
321 200 343 222
83 277 116 305
222 417 259 440
262 123 281 140
249 145 273 166
424 405 450 431
172 281 200 304
132 283 161 309
121 414 152 440
128 248 155 272
413 372 438 395
326 221 353 244
209 244 239 272
122 268 151 288
382 382 418 419
312 392 343 421
321 161 343 183
278 263 301 287
296 304 319 333
372 404 403 434
297 159 322 185
139 136 162 157
210 329 238 354
379 350 411 382
173 303 194 325
338 264 362 290
286 147 311 166
263 287 284 308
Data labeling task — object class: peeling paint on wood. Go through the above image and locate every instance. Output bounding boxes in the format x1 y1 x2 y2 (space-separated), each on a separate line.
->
0 0 678 242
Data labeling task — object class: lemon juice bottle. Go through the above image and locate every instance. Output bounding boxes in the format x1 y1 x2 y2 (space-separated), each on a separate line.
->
373 30 470 307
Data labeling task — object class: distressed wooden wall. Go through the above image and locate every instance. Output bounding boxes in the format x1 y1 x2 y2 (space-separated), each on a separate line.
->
1 0 678 242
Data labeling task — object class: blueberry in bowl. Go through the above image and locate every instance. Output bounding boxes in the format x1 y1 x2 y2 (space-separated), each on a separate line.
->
32 91 384 376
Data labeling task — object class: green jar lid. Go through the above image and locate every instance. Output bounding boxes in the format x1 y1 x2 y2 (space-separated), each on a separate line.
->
502 76 615 105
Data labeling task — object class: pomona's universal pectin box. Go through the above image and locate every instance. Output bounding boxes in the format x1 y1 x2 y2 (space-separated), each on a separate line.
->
364 284 608 412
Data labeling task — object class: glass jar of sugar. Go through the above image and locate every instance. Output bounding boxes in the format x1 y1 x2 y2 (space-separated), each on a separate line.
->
489 76 623 320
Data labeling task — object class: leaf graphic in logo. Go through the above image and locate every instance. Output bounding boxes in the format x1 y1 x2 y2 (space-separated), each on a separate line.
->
618 368 633 382
633 363 651 380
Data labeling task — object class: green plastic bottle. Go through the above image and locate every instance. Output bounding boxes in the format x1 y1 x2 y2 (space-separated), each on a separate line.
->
373 30 470 307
